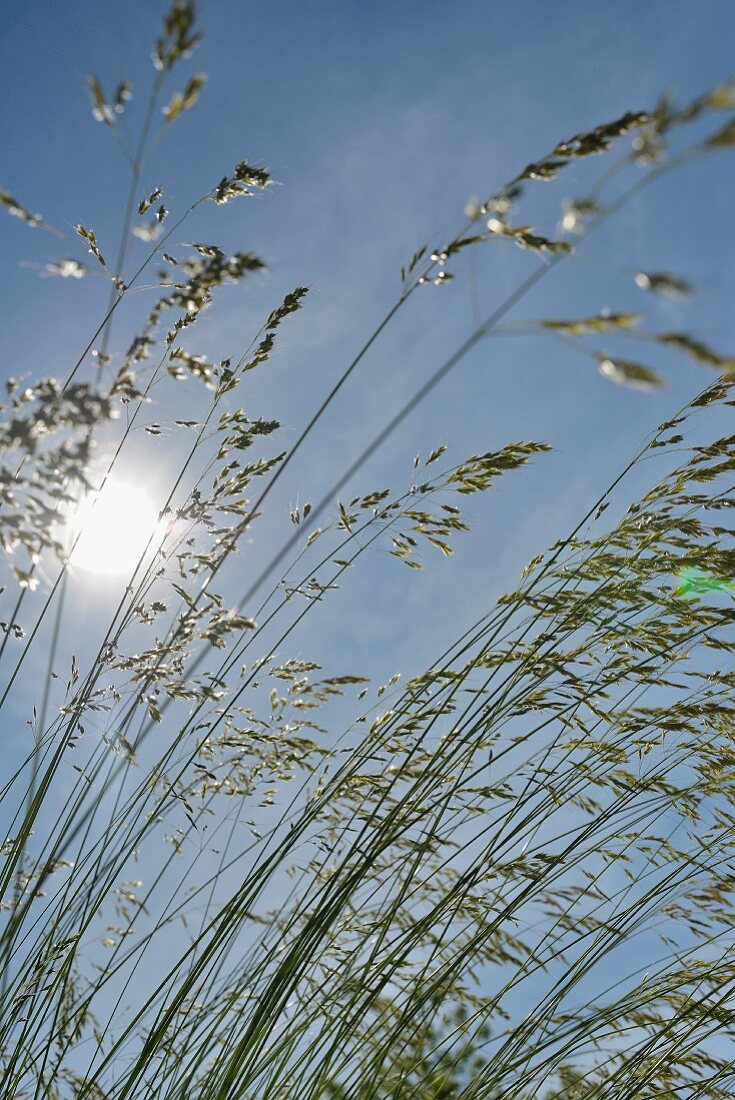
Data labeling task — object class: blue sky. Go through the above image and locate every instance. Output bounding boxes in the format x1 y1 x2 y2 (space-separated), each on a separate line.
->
0 0 733 737
1 1 735 1082
1 0 734 765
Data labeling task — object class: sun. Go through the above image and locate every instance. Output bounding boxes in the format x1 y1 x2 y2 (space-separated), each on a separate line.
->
67 477 163 578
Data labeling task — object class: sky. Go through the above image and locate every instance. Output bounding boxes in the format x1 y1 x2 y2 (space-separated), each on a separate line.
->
0 1 735 1078
1 3 733 688
1 0 735 867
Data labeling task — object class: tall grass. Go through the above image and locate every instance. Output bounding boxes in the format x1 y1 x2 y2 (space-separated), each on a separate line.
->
2 4 735 1097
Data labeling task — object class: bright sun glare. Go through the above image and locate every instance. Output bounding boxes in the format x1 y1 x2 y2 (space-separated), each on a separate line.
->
68 478 162 578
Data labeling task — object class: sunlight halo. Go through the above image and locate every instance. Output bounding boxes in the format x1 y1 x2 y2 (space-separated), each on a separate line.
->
67 478 162 578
